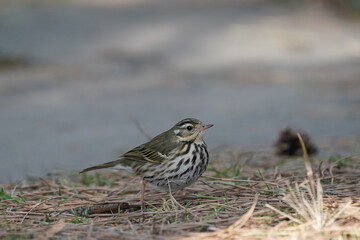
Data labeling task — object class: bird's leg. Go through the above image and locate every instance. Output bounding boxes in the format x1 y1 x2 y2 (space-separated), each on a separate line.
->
167 180 185 210
169 192 185 210
140 180 146 211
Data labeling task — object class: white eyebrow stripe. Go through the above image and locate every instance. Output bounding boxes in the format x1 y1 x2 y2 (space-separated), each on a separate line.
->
180 123 194 128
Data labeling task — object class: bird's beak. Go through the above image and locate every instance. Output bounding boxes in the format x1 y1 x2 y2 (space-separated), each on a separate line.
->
201 124 214 131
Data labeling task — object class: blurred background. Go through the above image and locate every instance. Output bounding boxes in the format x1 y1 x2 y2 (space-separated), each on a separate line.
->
0 0 359 181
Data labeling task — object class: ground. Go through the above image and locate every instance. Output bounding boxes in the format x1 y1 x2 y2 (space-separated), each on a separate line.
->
1 140 359 240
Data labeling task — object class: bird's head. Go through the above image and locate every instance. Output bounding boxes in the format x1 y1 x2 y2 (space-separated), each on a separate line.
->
171 118 213 143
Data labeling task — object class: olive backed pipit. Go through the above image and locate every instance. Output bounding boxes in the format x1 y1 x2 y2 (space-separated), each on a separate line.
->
80 118 213 208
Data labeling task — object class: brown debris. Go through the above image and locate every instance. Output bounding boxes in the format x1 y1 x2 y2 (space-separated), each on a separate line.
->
274 127 318 156
64 202 140 216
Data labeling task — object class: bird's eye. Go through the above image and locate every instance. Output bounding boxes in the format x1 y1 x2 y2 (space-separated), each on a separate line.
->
187 126 193 131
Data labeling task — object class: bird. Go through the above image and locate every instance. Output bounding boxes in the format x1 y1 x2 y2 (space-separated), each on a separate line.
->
80 118 213 209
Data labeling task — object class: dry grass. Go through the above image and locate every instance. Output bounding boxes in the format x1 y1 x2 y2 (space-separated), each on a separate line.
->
1 142 359 239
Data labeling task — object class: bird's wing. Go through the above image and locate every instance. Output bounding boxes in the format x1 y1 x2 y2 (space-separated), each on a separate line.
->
122 145 170 163
120 131 181 165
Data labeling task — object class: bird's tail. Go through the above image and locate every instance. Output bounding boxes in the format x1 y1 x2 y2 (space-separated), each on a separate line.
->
79 160 120 173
